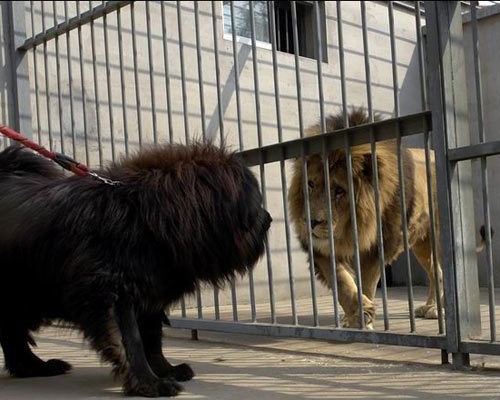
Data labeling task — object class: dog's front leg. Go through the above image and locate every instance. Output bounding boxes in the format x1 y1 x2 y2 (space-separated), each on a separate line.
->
115 298 183 397
139 312 194 382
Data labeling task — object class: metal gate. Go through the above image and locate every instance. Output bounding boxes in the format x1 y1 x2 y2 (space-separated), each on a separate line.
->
4 1 500 368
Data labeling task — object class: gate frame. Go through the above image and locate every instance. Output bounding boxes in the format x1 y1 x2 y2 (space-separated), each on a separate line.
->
5 0 500 368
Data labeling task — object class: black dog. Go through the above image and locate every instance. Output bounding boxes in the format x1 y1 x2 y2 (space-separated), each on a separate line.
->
0 143 271 397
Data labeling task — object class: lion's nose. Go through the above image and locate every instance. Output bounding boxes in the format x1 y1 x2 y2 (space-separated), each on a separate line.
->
310 219 322 229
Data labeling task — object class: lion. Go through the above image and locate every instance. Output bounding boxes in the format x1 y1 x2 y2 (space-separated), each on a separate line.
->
288 108 443 329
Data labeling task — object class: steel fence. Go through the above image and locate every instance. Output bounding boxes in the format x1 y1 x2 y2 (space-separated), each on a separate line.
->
4 1 500 369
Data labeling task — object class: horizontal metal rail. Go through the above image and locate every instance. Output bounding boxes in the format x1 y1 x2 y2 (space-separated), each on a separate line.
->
19 1 134 51
239 111 432 166
460 341 500 356
168 318 447 349
448 140 500 162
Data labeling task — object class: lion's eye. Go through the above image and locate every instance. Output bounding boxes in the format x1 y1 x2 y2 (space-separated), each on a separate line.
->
334 186 345 200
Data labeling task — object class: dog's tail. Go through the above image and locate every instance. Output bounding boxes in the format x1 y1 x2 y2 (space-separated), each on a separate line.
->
476 225 495 253
0 145 62 178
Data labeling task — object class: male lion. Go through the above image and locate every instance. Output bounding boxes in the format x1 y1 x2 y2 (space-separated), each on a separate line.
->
288 108 442 329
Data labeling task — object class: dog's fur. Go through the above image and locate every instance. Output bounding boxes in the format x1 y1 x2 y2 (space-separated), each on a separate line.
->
0 143 271 397
288 108 443 328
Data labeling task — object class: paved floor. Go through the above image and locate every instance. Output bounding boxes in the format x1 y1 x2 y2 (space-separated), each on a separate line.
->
1 323 500 399
2 287 500 399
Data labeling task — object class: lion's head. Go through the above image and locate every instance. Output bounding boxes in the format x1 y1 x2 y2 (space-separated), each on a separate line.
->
288 109 399 258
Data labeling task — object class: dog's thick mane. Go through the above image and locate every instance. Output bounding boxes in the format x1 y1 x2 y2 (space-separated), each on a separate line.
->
0 142 266 296
104 143 246 203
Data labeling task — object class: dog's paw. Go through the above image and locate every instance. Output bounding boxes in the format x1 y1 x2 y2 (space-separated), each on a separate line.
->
171 363 194 382
9 359 72 378
43 359 73 376
125 377 184 397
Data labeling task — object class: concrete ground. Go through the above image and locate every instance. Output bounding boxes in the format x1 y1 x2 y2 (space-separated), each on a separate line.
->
1 323 500 399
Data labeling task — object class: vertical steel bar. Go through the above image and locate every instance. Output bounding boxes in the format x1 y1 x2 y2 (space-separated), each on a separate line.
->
177 1 190 143
332 1 354 329
64 1 76 158
230 1 243 149
315 1 340 328
338 2 364 329
360 1 388 330
160 1 174 143
388 1 416 332
396 127 416 332
229 1 241 321
471 1 495 341
196 290 203 320
53 1 65 153
145 1 158 144
229 2 257 322
41 2 54 151
194 1 206 140
211 1 224 144
117 8 129 157
180 298 186 318
30 1 42 145
90 1 104 166
416 1 444 335
423 117 444 333
103 8 115 161
269 1 297 325
76 1 90 165
388 2 399 116
210 1 225 317
344 131 365 329
131 2 143 148
291 1 319 326
249 1 276 324
415 2 427 109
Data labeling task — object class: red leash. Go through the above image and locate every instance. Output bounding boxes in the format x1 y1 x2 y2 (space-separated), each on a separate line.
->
0 124 119 185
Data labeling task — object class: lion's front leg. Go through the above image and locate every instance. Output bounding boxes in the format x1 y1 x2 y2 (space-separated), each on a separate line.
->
335 264 376 330
314 255 375 329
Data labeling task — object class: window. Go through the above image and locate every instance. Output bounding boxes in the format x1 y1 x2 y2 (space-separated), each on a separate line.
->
223 1 327 62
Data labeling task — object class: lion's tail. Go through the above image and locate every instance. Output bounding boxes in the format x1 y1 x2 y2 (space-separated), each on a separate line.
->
476 225 495 253
0 145 62 179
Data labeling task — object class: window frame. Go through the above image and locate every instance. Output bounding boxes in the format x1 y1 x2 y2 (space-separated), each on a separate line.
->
221 1 273 51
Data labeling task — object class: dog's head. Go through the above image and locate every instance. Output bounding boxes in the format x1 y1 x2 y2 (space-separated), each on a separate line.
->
232 165 272 270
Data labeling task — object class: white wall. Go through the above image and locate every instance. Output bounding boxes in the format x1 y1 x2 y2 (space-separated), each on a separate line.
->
0 1 448 310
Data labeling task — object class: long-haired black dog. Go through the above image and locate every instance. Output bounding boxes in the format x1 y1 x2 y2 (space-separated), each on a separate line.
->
0 143 271 397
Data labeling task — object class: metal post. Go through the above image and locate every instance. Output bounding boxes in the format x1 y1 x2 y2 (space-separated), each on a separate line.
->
425 1 481 367
9 1 32 137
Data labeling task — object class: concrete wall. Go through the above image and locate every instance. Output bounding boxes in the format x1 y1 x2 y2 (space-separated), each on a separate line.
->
5 2 497 310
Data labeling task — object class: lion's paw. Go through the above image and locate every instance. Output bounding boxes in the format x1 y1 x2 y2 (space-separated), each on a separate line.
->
415 304 439 319
341 312 374 329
